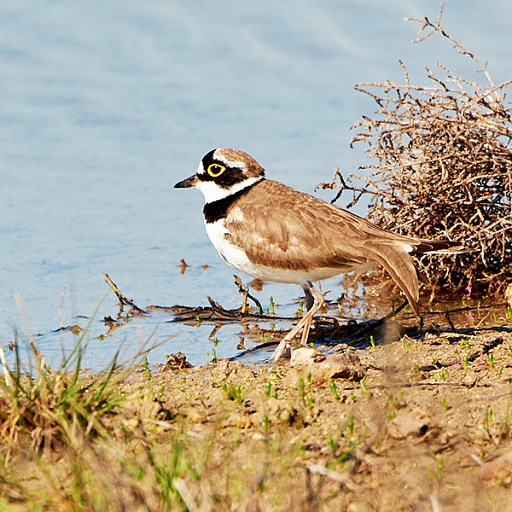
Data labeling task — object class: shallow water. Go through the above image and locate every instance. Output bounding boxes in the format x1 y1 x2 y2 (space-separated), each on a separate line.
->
1 1 511 370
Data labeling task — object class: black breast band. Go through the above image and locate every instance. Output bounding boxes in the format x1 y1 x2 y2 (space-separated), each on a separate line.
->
203 181 261 223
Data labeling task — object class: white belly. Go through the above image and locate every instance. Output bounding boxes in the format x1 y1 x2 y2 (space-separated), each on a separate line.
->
204 219 372 285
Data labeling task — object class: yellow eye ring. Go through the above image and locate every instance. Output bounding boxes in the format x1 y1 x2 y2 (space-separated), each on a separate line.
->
207 163 226 178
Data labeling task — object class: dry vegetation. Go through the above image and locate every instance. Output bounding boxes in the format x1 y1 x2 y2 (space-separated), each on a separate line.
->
319 9 512 297
1 300 512 511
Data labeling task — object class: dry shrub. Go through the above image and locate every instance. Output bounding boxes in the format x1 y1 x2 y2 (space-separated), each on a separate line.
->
323 9 512 298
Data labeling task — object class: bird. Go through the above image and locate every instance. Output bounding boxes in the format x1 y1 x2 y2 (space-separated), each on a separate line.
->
175 148 461 361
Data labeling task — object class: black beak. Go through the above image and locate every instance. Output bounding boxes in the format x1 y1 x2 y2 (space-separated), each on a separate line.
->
174 175 198 188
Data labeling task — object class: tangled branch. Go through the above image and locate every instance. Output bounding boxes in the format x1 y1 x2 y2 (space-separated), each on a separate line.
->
322 8 512 296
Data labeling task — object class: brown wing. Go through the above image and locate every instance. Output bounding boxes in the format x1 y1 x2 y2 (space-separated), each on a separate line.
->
224 180 421 314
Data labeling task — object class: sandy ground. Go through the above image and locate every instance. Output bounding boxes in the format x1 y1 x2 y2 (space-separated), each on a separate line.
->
3 292 512 511
128 299 512 511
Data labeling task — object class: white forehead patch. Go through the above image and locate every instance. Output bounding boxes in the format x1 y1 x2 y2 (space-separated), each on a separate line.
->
196 161 206 175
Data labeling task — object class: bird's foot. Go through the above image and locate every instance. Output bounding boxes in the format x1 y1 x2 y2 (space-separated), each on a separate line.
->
270 339 291 363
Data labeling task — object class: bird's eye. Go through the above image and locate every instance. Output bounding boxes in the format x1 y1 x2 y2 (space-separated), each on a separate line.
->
207 163 226 178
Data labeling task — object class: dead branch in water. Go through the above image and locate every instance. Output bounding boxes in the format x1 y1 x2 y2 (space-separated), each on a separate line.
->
103 273 148 316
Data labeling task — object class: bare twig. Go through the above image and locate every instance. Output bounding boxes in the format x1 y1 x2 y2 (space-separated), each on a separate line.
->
103 273 148 315
307 464 358 491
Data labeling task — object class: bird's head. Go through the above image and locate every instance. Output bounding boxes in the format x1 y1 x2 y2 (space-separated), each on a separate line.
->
174 148 265 202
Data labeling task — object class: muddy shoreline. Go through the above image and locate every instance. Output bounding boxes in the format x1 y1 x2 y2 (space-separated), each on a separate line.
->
120 300 512 511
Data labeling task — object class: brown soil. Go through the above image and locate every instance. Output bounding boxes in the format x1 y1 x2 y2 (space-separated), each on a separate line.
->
128 301 512 511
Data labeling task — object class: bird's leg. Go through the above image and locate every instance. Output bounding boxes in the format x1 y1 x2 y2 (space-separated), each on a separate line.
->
300 284 325 345
270 283 325 363
241 289 248 314
304 285 315 311
233 274 263 314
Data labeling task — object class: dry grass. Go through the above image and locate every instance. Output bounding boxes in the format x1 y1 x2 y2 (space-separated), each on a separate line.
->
319 8 512 297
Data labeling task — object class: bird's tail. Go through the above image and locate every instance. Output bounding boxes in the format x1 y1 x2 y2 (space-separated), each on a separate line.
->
412 240 470 255
366 244 421 317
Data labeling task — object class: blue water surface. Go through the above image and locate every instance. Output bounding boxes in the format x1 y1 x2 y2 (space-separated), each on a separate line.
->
1 1 511 369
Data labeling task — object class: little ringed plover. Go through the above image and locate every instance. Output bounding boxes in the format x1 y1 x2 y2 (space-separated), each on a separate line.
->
175 148 461 361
